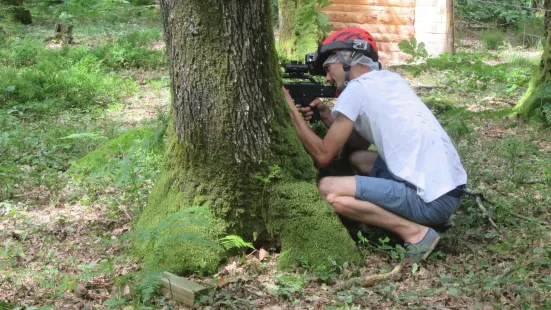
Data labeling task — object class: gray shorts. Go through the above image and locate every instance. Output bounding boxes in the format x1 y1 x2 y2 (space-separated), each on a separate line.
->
355 156 461 226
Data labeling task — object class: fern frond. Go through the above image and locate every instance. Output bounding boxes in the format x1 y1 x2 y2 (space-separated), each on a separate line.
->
218 235 255 251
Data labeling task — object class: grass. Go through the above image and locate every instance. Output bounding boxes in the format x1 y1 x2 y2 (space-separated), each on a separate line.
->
1 9 550 310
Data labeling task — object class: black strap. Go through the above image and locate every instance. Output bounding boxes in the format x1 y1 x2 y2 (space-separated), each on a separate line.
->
446 185 467 199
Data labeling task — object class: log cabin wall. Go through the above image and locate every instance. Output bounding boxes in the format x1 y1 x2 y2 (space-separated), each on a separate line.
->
320 0 452 64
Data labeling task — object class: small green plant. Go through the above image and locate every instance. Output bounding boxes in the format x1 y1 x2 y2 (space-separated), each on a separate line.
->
218 235 255 253
398 37 428 63
255 164 281 219
274 274 306 300
479 30 505 50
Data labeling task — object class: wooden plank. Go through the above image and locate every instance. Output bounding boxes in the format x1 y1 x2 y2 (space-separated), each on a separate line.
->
447 0 455 54
161 288 195 306
325 11 414 26
322 5 414 15
331 0 416 7
330 22 415 37
160 272 208 306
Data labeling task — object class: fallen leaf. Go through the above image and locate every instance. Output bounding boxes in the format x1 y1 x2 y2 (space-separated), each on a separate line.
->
258 248 268 261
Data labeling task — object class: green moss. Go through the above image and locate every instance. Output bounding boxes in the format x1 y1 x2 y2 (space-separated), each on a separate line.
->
268 182 361 269
421 96 454 115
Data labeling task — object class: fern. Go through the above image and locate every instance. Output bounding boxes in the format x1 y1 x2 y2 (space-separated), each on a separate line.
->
218 235 255 251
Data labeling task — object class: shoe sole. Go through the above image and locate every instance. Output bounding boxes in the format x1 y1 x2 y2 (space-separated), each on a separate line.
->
421 236 440 260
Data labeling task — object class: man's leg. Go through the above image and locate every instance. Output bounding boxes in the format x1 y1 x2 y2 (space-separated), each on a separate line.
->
349 150 378 175
318 176 429 244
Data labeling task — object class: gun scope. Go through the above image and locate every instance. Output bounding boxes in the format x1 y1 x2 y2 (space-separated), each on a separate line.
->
284 61 309 74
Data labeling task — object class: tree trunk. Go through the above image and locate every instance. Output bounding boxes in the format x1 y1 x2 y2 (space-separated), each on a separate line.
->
545 0 550 39
135 0 360 274
278 0 297 59
515 0 551 123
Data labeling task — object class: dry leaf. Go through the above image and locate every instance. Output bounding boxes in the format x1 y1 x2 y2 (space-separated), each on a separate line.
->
258 248 268 261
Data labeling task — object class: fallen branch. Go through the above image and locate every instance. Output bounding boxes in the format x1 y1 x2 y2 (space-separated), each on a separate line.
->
520 179 547 185
475 196 499 230
511 213 551 226
335 263 405 291
360 263 403 287
464 190 498 230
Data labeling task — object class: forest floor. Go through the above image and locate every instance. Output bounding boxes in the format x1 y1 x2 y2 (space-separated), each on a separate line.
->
1 10 551 310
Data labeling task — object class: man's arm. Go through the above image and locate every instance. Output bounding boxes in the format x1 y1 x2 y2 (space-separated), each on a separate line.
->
284 88 354 168
348 130 371 150
298 98 370 150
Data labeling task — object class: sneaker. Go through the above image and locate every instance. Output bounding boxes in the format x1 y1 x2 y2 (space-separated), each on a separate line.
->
404 228 440 263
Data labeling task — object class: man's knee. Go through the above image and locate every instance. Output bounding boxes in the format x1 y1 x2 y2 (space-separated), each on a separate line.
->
318 176 356 199
318 176 336 199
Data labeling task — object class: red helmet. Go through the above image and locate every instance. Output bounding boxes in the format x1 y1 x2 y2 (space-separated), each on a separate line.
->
305 28 380 76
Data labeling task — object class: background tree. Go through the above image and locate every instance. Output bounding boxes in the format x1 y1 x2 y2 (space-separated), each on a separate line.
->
515 0 551 123
134 0 360 274
277 0 331 60
0 0 32 24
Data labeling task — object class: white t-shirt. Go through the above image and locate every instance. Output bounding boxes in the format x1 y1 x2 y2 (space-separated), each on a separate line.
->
331 70 467 203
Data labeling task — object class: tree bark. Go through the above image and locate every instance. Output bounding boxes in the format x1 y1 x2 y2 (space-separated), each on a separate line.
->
545 0 550 39
135 0 360 274
515 0 551 122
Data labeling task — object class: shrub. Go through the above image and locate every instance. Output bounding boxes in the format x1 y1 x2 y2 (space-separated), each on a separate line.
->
480 30 504 50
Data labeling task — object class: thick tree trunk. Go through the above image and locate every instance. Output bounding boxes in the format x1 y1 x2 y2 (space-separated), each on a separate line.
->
515 3 551 123
135 0 360 274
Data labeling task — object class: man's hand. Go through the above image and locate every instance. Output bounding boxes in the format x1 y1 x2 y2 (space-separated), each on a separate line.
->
282 87 300 116
299 98 334 127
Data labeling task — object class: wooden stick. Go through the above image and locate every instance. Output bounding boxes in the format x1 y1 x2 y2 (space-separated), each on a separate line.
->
475 196 499 230
511 213 551 226
360 263 403 287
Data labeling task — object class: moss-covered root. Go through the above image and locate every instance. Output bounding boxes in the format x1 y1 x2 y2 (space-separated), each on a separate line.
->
269 182 362 269
133 167 226 275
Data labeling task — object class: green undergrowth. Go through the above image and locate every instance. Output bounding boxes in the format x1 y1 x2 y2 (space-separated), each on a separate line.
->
0 27 166 118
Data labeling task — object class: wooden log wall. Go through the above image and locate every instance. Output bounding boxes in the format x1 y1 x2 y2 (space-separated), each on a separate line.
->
320 0 453 64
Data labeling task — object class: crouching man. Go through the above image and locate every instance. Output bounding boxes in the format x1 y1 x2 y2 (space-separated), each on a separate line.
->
283 28 467 262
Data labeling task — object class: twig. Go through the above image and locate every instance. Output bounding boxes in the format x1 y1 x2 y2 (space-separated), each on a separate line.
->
521 179 547 185
475 196 499 230
114 197 133 220
511 213 551 226
495 265 514 281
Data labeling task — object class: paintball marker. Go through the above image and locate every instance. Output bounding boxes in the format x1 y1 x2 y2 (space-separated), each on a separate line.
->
283 61 336 123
